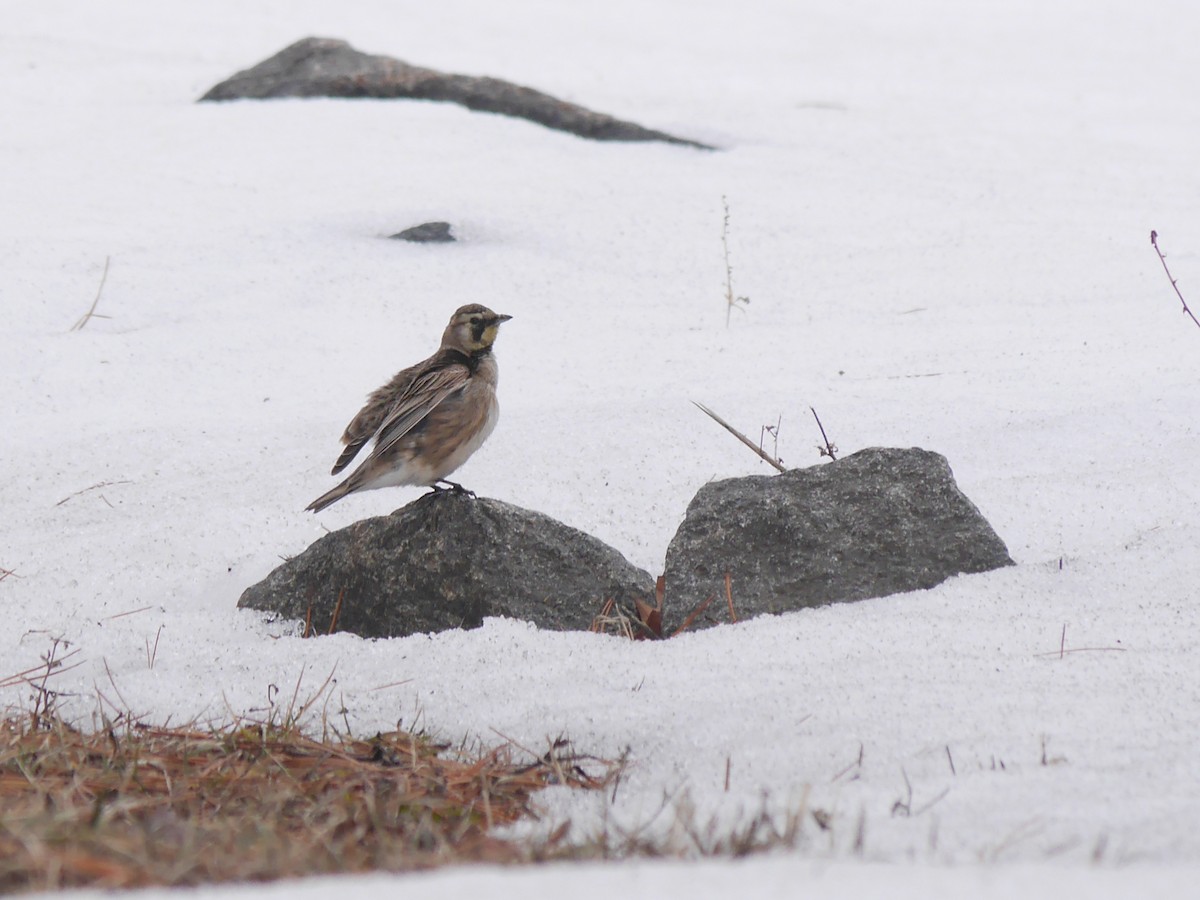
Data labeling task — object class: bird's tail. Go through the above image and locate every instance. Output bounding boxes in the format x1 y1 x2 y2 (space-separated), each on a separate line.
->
306 480 352 513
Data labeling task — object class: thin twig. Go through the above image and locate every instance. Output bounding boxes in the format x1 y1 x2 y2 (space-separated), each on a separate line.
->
0 646 84 691
831 742 864 782
70 255 113 331
367 678 415 692
32 639 75 724
693 402 786 472
1150 230 1200 329
759 415 782 465
723 572 737 623
721 196 750 327
101 605 153 622
810 407 838 460
56 479 132 506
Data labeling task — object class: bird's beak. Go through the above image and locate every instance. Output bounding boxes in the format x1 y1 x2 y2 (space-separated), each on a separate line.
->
494 314 513 323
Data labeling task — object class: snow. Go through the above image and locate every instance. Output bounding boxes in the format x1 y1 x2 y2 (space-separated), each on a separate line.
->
4 0 1200 896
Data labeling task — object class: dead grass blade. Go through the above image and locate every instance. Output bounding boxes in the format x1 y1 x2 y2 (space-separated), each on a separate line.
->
671 593 717 636
69 255 113 332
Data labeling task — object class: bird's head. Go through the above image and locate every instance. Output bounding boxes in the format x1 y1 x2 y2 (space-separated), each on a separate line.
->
442 304 512 355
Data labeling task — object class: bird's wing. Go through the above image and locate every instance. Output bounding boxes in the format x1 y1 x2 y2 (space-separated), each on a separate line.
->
331 365 425 475
332 407 384 476
369 364 471 458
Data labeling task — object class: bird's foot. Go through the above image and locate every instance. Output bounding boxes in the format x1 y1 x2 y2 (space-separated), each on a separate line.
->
432 479 476 498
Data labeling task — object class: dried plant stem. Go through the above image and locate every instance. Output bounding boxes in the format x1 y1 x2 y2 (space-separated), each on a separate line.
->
1150 230 1200 329
70 256 113 331
56 479 132 506
327 588 346 634
1035 646 1127 658
0 648 84 692
100 605 152 622
810 407 838 460
721 197 750 326
692 402 786 472
758 415 782 464
1035 622 1126 658
145 625 163 670
672 593 718 636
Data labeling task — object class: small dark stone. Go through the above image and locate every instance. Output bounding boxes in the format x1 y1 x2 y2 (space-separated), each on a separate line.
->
200 37 713 149
662 447 1014 632
390 222 455 243
238 491 655 638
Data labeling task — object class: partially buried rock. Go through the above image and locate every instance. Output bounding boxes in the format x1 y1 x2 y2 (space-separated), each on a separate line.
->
662 447 1013 632
200 37 713 149
239 491 655 638
390 221 454 243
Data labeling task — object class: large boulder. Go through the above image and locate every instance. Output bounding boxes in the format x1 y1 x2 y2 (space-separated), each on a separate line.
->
200 37 712 149
239 491 655 638
662 447 1013 632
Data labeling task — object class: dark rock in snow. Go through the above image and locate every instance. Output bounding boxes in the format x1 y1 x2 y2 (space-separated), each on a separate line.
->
238 490 655 639
390 221 455 243
200 37 713 149
662 447 1014 632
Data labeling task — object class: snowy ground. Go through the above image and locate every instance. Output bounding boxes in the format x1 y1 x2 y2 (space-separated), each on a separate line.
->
4 0 1200 896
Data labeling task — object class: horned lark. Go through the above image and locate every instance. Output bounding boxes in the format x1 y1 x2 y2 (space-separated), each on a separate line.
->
306 304 512 513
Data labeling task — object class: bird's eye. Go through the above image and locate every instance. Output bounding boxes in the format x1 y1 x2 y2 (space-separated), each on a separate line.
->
469 317 481 325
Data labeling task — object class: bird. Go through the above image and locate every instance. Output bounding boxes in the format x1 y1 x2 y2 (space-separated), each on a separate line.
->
306 304 512 513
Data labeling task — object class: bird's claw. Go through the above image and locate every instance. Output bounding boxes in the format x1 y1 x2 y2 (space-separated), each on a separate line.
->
432 480 476 498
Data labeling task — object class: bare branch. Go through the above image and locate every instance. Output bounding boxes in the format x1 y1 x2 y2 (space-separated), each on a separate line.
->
810 407 838 460
1150 230 1200 330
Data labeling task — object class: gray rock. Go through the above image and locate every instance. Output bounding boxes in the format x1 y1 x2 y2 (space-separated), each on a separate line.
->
390 221 455 243
238 491 655 638
200 37 713 149
662 447 1013 632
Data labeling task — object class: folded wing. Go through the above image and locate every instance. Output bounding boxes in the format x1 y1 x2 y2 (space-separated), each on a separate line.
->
331 365 424 475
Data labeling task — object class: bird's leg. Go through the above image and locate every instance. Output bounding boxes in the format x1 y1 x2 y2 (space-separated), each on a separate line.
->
434 479 476 498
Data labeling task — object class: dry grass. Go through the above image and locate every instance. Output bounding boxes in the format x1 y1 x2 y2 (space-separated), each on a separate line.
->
0 708 609 894
590 574 740 640
582 790 816 861
0 639 810 895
